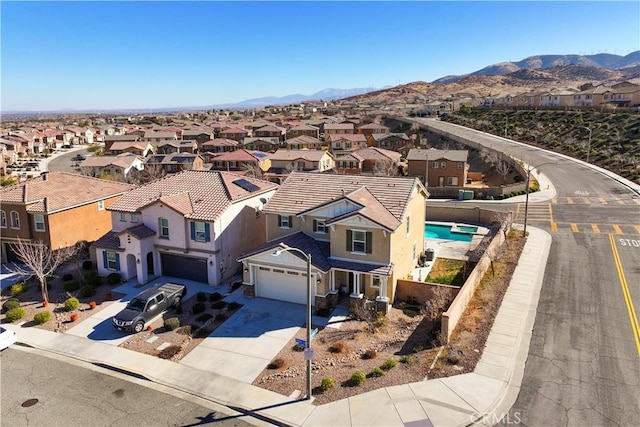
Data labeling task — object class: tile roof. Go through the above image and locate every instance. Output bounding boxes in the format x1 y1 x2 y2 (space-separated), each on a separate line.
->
145 153 202 165
0 172 134 214
202 138 240 148
107 170 278 221
354 147 402 161
324 186 400 231
358 123 389 130
107 141 149 151
406 148 468 162
118 223 156 239
80 153 141 168
328 134 367 143
92 231 123 251
209 149 264 162
264 172 424 230
270 149 330 162
370 133 410 141
220 127 249 134
289 124 319 131
324 123 354 130
285 135 322 145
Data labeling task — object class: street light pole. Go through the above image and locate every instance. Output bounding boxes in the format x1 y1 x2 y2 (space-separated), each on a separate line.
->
272 246 312 400
523 160 557 237
581 126 592 163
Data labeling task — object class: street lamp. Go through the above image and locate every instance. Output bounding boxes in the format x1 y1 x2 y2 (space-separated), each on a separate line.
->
523 160 557 237
272 246 313 400
581 126 592 163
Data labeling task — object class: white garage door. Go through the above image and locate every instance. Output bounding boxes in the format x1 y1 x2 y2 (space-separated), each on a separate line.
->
256 267 314 306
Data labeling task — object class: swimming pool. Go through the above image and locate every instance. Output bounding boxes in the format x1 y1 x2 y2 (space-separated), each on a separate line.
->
424 223 474 242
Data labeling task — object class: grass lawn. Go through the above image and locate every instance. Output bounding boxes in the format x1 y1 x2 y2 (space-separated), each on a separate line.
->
426 258 476 286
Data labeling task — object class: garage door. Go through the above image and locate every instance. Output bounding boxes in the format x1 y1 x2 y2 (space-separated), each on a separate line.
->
256 267 314 306
161 254 208 283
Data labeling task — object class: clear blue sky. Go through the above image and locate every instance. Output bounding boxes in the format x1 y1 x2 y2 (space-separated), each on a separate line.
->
2 1 638 112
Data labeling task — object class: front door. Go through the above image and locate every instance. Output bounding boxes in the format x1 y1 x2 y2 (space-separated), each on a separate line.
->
438 176 444 187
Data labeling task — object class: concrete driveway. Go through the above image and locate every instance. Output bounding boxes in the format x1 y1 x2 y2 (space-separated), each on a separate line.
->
179 298 306 384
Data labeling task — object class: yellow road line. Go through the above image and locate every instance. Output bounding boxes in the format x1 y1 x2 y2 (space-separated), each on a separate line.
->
599 197 608 205
571 223 579 232
617 199 626 205
551 222 558 232
591 224 600 233
634 199 640 205
583 198 591 204
612 224 623 234
635 225 640 235
567 197 574 204
608 234 640 358
552 197 558 204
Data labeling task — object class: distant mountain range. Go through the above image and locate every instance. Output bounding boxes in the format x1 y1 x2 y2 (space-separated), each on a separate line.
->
433 51 640 84
216 86 393 108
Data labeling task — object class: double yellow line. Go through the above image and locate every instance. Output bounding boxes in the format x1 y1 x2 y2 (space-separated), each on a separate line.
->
608 234 640 357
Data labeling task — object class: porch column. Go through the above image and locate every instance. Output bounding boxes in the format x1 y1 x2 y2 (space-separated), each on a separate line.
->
376 275 390 302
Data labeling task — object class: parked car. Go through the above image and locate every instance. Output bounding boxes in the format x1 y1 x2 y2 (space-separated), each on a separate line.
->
71 154 86 161
112 283 187 333
0 327 17 351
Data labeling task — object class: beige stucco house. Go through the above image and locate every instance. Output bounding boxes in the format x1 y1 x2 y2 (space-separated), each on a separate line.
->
238 172 428 312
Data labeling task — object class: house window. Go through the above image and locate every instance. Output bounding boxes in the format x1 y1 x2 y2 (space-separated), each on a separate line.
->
347 229 372 254
371 275 381 288
159 218 169 238
192 221 209 242
97 200 105 211
457 162 463 170
120 212 127 222
278 215 292 228
10 211 20 228
431 162 439 169
105 251 119 270
412 242 417 261
447 177 459 186
0 211 6 228
313 219 327 234
34 214 45 232
440 161 447 168
130 213 138 222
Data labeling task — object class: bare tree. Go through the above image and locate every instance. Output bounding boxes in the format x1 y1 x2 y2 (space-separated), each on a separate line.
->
486 151 512 184
242 162 264 179
350 299 385 333
373 160 398 176
424 286 453 323
7 239 77 302
128 164 166 185
68 240 90 285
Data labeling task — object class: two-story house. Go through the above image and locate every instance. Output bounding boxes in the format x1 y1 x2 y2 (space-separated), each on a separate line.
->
367 133 411 156
92 170 278 285
208 149 271 175
284 135 324 150
219 127 250 142
267 149 334 176
406 149 468 188
253 125 285 142
323 123 354 141
79 153 145 180
201 138 240 154
288 124 320 139
144 153 206 174
104 140 155 157
0 173 134 263
357 123 389 139
238 172 428 312
328 134 368 154
242 137 280 152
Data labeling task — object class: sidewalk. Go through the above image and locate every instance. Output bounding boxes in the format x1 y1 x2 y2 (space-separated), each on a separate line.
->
4 227 551 427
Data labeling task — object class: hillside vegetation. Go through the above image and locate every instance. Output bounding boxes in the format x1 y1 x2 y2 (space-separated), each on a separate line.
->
442 109 640 184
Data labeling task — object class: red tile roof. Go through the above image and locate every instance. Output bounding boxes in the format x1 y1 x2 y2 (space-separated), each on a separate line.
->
107 170 277 221
0 172 134 214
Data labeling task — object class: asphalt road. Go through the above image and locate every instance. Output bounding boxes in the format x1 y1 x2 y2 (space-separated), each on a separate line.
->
0 346 259 427
42 147 92 174
411 118 640 426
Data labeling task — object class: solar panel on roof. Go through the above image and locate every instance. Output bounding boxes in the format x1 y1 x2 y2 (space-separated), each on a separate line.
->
232 178 260 192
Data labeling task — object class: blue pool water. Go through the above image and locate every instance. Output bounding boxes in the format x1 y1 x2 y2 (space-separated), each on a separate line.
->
424 224 473 242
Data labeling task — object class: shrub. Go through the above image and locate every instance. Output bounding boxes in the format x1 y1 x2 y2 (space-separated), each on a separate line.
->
164 317 180 331
196 313 213 323
320 376 335 392
228 301 240 310
62 273 74 281
293 343 305 352
362 349 377 360
78 285 96 298
84 272 102 287
211 301 226 310
177 325 192 335
5 307 26 322
64 297 80 312
33 311 51 324
196 292 207 302
11 282 28 297
2 299 20 313
191 302 206 315
209 292 222 302
412 343 424 353
400 355 413 365
267 358 286 369
158 345 181 359
329 342 346 353
82 260 94 270
403 308 418 318
63 280 81 292
369 367 385 378
107 272 122 285
350 371 366 386
381 358 398 371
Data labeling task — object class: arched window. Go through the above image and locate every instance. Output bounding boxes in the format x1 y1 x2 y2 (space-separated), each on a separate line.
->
10 211 20 228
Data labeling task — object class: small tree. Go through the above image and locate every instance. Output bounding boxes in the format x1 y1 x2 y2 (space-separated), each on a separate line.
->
7 239 77 303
